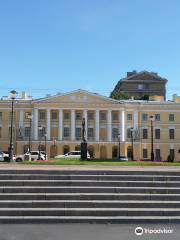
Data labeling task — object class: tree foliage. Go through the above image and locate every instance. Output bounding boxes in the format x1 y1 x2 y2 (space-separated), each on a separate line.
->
110 91 130 100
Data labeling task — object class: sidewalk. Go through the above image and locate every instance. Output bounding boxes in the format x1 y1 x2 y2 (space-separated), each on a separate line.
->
0 163 180 171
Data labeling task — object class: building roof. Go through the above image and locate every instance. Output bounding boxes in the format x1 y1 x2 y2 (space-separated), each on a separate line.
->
120 70 168 82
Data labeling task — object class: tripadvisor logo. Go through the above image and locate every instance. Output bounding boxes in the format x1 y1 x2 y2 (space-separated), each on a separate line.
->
135 227 143 236
135 226 174 236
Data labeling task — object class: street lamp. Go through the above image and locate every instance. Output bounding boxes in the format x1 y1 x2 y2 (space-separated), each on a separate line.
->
53 138 57 157
130 127 134 161
117 133 121 159
27 113 33 153
44 133 47 160
38 126 43 160
149 115 155 161
9 90 17 162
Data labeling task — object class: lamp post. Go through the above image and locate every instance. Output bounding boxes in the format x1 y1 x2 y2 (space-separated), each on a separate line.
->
44 133 47 160
117 133 121 159
130 127 134 161
9 90 17 162
81 117 87 160
53 138 57 157
38 126 43 160
27 113 33 153
150 115 155 161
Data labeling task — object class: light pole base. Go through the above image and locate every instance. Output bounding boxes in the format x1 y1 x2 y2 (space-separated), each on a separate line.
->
81 142 87 160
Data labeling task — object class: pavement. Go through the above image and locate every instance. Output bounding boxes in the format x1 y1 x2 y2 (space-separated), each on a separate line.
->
0 224 179 240
0 163 180 171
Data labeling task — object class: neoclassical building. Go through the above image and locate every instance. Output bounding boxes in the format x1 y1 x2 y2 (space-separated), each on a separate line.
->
0 89 180 160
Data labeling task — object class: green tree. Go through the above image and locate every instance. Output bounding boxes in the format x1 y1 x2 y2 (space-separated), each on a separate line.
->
110 91 130 100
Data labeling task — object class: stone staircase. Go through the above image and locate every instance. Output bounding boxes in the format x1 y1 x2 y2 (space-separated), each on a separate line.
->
0 169 180 223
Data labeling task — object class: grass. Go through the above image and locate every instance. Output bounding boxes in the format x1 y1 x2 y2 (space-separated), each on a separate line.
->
19 158 180 166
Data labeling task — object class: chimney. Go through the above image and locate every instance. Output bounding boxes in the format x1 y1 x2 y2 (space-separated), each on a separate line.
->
21 91 28 99
127 70 137 77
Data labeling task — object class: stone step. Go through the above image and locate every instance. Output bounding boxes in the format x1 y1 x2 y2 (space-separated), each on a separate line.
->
1 186 180 194
0 169 179 224
0 193 180 201
1 169 180 176
0 180 180 187
0 208 179 216
1 174 180 181
0 200 179 208
0 215 179 224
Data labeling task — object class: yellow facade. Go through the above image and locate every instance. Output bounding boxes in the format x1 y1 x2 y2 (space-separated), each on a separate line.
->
0 89 180 161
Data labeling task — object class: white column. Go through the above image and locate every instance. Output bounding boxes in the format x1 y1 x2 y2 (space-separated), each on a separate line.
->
33 108 38 140
19 110 24 140
46 109 51 140
58 109 63 141
19 110 24 128
133 110 139 141
95 110 99 141
83 110 88 140
134 110 138 129
121 110 125 141
71 109 75 140
107 109 112 142
118 110 121 136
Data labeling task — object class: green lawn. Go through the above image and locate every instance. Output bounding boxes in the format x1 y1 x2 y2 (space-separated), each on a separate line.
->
19 158 180 166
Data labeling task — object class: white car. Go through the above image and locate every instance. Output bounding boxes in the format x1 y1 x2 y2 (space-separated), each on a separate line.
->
15 151 47 162
0 151 16 162
119 155 128 161
55 151 90 159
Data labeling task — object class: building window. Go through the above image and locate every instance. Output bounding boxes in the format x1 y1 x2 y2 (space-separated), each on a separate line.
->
127 114 132 121
142 113 148 121
155 129 160 139
100 112 106 121
75 128 81 140
88 112 94 120
76 113 82 121
169 114 174 121
143 149 148 158
142 129 148 139
127 128 131 138
170 149 175 159
64 112 70 120
39 111 46 120
64 127 70 138
138 84 144 90
24 127 30 137
169 129 175 139
88 128 94 138
112 112 118 121
51 111 58 120
112 128 119 140
25 112 31 119
155 114 160 121
155 149 161 160
38 127 46 138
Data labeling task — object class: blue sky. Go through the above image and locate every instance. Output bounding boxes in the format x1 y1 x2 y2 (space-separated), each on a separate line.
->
0 0 180 99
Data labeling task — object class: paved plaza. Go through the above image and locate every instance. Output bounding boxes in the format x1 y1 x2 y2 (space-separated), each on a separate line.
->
0 224 179 240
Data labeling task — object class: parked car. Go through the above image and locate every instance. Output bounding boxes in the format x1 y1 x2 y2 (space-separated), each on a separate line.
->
119 155 128 161
15 151 47 162
55 151 90 159
0 151 16 162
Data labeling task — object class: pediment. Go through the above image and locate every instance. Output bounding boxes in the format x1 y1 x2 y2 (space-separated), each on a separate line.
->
33 90 119 104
